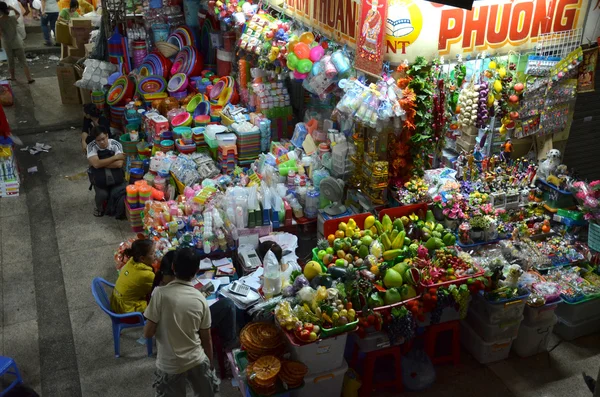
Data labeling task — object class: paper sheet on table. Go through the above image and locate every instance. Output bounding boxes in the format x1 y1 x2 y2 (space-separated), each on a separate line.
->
213 258 233 267
216 276 230 285
217 264 235 275
259 233 298 258
206 298 217 307
199 258 213 270
239 267 263 290
193 278 221 291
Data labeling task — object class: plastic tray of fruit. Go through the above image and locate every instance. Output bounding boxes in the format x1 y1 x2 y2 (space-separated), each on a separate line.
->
320 319 359 338
355 294 422 316
419 248 485 289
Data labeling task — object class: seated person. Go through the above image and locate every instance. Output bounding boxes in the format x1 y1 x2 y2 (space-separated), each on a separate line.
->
58 0 79 22
81 103 111 153
110 239 155 314
87 126 124 217
156 250 239 350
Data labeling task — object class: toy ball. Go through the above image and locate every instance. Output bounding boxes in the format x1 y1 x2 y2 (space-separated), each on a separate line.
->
297 58 313 74
288 38 299 52
311 61 323 76
287 53 299 70
309 45 325 62
299 31 314 44
293 70 308 80
294 42 310 60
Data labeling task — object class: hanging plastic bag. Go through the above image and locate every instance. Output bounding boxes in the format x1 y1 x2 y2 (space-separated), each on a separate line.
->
0 83 14 107
401 349 436 391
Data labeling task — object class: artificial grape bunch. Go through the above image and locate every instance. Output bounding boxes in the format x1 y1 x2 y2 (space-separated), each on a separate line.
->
386 307 415 345
430 288 455 324
450 284 470 318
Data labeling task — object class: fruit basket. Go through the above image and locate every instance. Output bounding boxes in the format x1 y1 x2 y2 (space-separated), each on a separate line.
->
234 350 306 396
418 247 485 289
320 319 359 337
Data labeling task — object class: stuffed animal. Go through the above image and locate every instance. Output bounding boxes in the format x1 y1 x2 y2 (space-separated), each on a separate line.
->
501 264 523 289
537 149 561 181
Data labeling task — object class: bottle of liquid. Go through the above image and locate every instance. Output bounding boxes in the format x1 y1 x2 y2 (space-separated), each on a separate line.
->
304 186 319 219
262 252 281 298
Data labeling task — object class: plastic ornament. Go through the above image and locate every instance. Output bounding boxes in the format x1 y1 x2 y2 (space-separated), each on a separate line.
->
299 31 315 44
293 70 308 79
489 60 497 69
309 45 325 62
493 80 502 92
287 53 299 69
294 42 310 59
296 58 313 74
498 67 507 78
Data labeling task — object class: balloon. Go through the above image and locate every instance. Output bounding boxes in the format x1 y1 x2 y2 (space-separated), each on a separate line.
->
288 39 299 52
293 70 308 79
294 42 310 59
297 59 313 74
299 32 315 44
287 53 299 70
309 45 325 62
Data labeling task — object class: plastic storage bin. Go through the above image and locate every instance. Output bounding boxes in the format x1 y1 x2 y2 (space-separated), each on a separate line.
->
286 332 347 376
513 314 557 357
416 305 462 327
291 360 348 397
460 321 515 364
523 301 560 325
554 313 600 341
467 307 523 342
350 331 396 353
471 291 528 324
555 298 600 324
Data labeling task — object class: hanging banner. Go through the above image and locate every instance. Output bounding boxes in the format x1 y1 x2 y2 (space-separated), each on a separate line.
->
356 0 388 75
578 46 598 93
269 0 590 64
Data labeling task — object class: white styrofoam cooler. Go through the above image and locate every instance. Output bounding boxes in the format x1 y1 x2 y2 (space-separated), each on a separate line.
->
287 333 348 375
460 321 515 364
290 360 348 397
554 313 600 341
467 307 523 342
513 314 557 357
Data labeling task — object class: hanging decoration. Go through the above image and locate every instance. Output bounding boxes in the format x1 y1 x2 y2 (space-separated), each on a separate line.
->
355 0 388 76
578 46 598 93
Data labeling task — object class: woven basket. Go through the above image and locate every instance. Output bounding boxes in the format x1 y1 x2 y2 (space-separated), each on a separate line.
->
156 42 179 58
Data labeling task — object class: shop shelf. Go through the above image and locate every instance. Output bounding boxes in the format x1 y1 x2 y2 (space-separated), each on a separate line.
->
513 314 557 357
460 320 515 364
467 306 522 342
554 313 600 341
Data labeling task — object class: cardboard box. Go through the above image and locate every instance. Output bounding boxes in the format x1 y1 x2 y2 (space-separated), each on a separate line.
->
80 87 91 104
56 56 82 105
84 43 94 57
69 17 93 28
68 45 86 57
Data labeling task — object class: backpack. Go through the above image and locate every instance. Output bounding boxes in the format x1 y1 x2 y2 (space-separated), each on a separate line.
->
88 149 125 189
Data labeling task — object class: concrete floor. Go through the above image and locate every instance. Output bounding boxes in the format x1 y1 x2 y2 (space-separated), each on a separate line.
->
1 128 598 396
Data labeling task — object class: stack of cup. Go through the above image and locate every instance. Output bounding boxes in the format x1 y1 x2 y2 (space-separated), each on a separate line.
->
126 184 139 208
138 184 152 206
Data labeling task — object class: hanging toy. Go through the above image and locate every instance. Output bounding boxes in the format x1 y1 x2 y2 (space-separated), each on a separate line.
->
309 45 325 62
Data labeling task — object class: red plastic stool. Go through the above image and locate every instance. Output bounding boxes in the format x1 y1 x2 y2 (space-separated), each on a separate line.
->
350 343 403 397
424 320 460 366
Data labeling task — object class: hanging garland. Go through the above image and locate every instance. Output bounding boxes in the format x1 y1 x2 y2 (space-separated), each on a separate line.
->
407 56 435 174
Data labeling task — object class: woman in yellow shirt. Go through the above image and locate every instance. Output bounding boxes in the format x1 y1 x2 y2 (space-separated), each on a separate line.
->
110 239 156 314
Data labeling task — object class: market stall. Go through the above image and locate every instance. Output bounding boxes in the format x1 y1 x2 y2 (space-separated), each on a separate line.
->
80 0 600 394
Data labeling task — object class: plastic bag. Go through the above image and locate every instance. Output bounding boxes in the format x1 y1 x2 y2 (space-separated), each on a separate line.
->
32 0 41 9
401 349 436 391
0 83 14 107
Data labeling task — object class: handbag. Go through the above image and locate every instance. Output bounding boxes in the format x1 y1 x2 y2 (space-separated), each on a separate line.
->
55 21 71 45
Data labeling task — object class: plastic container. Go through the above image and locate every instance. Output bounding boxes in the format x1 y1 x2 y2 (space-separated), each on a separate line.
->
523 301 560 325
290 360 347 397
460 320 515 364
554 313 600 341
350 331 397 352
467 307 523 342
513 314 557 357
555 297 600 324
286 331 347 376
470 291 529 324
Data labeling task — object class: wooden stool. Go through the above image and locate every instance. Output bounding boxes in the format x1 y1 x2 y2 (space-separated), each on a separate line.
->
424 320 460 366
350 343 403 397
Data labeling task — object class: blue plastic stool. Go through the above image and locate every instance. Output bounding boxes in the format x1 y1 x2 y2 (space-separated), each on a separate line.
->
0 356 23 396
91 278 153 358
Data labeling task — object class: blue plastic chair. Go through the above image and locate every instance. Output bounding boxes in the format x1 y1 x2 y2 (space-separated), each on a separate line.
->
0 356 23 396
91 277 153 358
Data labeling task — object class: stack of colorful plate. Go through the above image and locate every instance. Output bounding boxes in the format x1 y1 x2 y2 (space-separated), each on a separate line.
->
235 126 261 166
138 52 172 79
167 73 189 96
107 75 135 106
131 40 148 69
138 75 167 97
110 105 126 129
192 127 207 150
91 91 105 109
170 46 203 77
